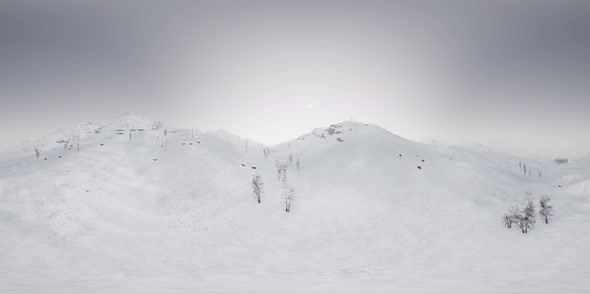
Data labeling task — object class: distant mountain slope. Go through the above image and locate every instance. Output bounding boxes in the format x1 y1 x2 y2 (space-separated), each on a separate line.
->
102 112 164 131
15 121 103 153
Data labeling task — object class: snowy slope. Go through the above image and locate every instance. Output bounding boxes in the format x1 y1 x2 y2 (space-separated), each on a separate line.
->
1 116 589 293
12 121 103 154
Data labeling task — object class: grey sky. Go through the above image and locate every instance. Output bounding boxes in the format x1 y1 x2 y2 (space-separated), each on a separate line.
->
1 0 589 156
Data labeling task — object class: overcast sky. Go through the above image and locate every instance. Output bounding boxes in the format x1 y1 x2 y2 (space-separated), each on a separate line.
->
1 0 589 156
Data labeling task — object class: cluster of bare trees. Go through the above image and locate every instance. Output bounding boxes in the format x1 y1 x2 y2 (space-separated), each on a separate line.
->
250 161 296 212
503 194 553 233
251 152 301 212
519 161 530 177
518 161 542 178
276 161 288 181
277 155 301 178
554 158 569 164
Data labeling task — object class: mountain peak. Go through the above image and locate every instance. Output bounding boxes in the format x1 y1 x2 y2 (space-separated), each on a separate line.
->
105 112 159 130
116 112 143 120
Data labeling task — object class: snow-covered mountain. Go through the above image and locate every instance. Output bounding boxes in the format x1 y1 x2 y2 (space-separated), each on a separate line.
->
1 114 589 293
102 112 166 132
14 121 103 153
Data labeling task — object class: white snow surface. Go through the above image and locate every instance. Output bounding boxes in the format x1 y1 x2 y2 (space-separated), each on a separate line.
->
1 116 589 293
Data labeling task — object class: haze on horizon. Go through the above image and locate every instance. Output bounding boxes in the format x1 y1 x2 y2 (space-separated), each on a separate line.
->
1 0 589 156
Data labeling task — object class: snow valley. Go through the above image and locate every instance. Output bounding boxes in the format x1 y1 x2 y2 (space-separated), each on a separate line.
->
1 113 589 293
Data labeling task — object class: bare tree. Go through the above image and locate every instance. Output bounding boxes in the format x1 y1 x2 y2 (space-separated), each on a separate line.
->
275 161 287 181
35 147 40 161
276 161 282 180
252 173 263 204
503 205 520 229
283 181 295 212
296 159 300 175
265 147 271 158
289 153 293 164
503 214 512 229
539 196 553 224
517 213 526 233
519 198 536 233
282 165 287 181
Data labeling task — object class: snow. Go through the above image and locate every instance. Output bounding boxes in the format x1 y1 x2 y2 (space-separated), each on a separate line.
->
1 116 589 293
8 121 103 155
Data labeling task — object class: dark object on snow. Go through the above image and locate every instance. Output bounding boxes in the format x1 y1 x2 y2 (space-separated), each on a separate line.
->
182 143 186 145
399 154 402 157
189 142 193 145
422 159 425 162
241 163 246 167
337 138 344 142
558 184 563 187
417 166 422 169
58 156 62 159
44 158 47 160
197 141 201 144
252 166 257 169
100 144 104 146
152 158 158 161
